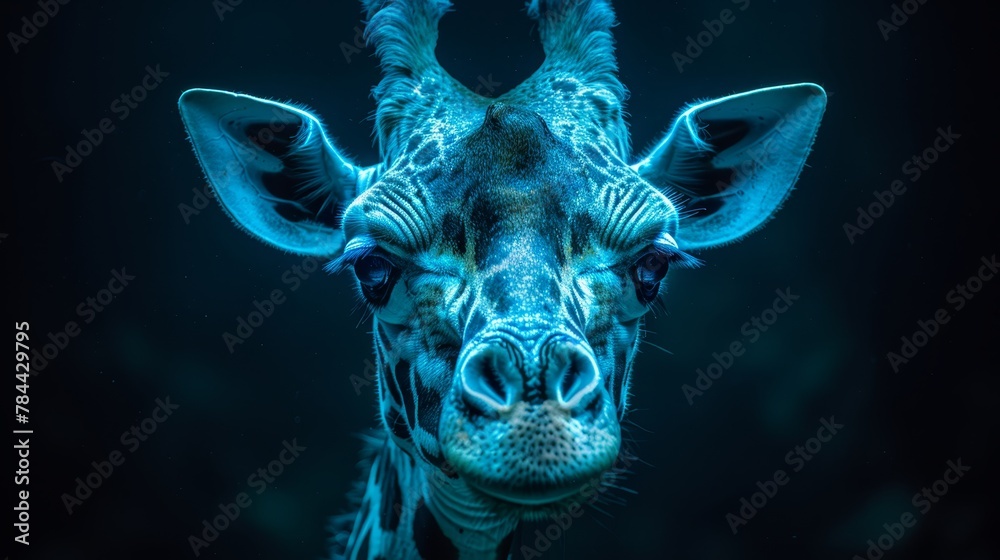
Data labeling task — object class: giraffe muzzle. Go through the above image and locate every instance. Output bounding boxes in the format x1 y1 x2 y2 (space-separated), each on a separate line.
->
441 331 620 509
458 334 602 415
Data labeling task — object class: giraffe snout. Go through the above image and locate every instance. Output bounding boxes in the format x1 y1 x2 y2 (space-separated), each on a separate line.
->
458 335 601 415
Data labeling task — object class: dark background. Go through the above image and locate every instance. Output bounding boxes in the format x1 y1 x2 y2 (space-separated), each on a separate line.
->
4 0 995 559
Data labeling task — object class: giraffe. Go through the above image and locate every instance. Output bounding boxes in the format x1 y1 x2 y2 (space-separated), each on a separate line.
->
177 1 827 558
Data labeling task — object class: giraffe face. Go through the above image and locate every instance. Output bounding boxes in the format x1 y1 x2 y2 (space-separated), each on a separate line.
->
178 1 826 540
338 103 693 511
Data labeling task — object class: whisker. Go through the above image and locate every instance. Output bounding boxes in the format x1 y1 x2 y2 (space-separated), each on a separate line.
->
639 340 673 355
622 418 655 435
589 516 614 534
585 501 613 518
602 483 638 495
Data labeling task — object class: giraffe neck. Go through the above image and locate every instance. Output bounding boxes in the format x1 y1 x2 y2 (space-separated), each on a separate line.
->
346 438 519 560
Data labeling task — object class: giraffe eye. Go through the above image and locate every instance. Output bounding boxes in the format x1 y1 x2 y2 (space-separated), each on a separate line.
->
631 251 669 303
353 255 399 306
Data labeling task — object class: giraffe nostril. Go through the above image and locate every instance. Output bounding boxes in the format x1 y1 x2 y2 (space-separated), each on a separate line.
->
481 361 506 406
551 344 601 412
460 348 515 413
559 359 582 404
459 337 602 415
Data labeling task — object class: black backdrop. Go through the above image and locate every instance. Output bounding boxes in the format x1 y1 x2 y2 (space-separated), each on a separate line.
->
4 0 995 559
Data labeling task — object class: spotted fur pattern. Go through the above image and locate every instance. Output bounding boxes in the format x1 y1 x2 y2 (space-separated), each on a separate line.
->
178 0 826 557
328 2 664 558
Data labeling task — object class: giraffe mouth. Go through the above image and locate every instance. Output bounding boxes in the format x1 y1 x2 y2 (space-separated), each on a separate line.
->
439 400 621 511
464 477 586 506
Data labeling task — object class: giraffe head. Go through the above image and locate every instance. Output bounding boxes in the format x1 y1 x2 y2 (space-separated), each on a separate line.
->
179 0 825 519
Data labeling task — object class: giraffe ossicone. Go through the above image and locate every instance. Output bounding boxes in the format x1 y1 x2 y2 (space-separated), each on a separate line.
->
179 1 826 558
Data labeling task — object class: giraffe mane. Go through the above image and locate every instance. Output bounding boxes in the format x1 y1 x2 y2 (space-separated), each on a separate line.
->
327 430 387 560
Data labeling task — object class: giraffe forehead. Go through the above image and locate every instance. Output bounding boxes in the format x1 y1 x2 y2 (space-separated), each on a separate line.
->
344 105 676 256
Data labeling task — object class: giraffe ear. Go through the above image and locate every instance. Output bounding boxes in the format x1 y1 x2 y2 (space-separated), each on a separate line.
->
632 83 827 250
179 88 371 256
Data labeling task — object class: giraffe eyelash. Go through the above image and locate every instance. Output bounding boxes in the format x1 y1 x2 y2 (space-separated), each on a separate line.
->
325 238 379 274
650 246 702 270
627 246 701 272
649 232 702 269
